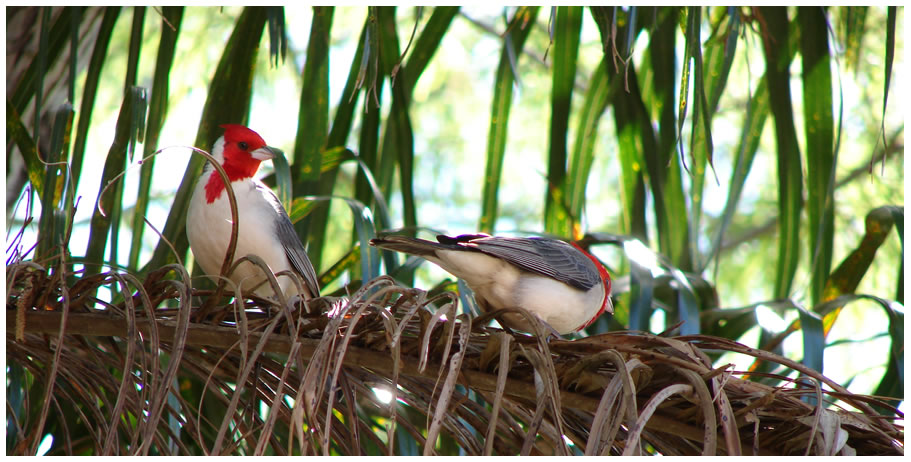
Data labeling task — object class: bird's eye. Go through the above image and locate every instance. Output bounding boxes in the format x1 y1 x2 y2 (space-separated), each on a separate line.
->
238 141 249 150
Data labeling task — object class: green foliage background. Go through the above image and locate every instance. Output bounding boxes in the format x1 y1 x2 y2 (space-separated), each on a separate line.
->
5 5 904 455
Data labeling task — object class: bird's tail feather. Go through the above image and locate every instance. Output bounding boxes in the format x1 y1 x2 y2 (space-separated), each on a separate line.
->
369 235 449 256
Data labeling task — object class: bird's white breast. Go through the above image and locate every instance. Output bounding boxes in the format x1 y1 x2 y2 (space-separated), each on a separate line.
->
514 274 605 334
431 249 521 307
186 174 296 298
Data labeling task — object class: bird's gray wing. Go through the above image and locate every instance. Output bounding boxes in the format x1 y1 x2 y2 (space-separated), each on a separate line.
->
260 184 320 297
465 236 601 291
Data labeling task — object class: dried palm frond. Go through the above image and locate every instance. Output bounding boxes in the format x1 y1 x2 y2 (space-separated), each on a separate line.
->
5 262 904 455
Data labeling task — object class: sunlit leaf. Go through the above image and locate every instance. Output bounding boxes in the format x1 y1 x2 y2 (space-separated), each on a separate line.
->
758 6 803 300
704 19 799 274
271 148 292 212
822 206 902 302
10 6 84 116
71 6 121 189
378 7 417 235
878 6 896 170
265 6 287 67
640 6 691 270
372 6 457 277
567 57 611 232
36 103 74 261
110 8 147 268
400 6 458 95
840 7 867 73
292 6 334 271
85 88 146 277
544 6 582 238
612 68 654 245
6 100 45 195
129 6 184 270
293 5 332 186
799 6 835 307
689 6 738 270
288 196 319 224
479 6 540 234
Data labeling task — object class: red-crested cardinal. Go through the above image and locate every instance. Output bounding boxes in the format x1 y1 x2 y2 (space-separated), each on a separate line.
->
370 233 612 334
186 124 320 301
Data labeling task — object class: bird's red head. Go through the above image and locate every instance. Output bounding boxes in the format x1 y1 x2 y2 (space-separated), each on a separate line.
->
572 242 614 330
219 124 272 175
204 124 276 203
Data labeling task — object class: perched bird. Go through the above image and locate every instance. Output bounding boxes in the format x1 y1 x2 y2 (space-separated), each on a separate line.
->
370 233 612 334
186 124 319 301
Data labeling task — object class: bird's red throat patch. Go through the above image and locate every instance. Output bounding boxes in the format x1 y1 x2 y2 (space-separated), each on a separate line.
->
203 159 262 203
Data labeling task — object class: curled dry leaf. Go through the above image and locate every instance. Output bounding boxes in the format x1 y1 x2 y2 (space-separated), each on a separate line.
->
5 268 904 455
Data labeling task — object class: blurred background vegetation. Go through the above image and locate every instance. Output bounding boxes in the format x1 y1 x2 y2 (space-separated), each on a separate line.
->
5 5 904 455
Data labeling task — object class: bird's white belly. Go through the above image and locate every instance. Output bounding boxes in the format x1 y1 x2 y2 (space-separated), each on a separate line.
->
187 179 294 298
432 250 521 307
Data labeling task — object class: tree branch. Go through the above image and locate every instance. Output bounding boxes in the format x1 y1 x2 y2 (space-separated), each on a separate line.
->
8 309 708 443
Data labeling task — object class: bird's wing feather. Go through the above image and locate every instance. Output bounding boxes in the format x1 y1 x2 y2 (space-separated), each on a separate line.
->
260 183 320 297
467 236 600 291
